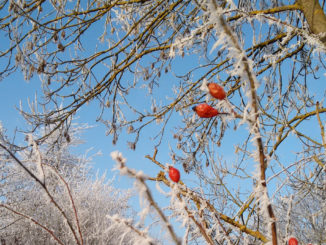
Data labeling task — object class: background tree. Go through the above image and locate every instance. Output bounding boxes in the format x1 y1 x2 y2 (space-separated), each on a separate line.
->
0 125 155 244
1 0 326 244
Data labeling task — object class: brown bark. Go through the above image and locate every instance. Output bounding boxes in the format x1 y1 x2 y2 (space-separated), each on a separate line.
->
297 0 326 43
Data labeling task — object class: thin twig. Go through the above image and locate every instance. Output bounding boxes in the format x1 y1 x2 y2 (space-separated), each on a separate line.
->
44 164 84 245
112 153 181 245
316 101 326 149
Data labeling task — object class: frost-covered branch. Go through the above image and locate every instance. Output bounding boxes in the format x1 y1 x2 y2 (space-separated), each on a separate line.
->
111 151 181 245
145 154 268 242
207 0 277 243
108 215 156 245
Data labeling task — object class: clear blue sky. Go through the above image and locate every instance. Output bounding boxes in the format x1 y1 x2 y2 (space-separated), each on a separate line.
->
1 28 325 201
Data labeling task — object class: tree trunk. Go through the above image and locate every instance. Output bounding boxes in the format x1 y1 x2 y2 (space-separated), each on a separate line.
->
297 0 326 43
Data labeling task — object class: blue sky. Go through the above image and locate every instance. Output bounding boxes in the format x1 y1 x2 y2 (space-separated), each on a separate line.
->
0 63 181 241
1 24 325 202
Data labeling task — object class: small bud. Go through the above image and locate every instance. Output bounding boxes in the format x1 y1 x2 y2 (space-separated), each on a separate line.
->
128 142 136 150
127 125 134 134
58 42 65 52
53 32 58 42
63 132 71 143
183 163 189 173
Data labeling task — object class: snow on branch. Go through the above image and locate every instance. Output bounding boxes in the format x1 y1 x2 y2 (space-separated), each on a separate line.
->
206 0 278 243
111 151 181 245
107 214 156 245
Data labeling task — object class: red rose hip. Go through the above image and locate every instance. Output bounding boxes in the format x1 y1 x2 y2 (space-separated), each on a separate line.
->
169 166 180 183
192 103 219 118
288 237 298 245
207 83 226 100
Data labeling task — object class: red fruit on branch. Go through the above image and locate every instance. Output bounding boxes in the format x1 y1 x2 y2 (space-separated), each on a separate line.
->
207 83 226 100
192 103 221 118
288 237 298 245
169 166 180 183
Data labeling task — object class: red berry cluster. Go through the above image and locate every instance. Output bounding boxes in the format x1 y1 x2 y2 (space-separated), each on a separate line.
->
171 84 227 182
192 83 226 118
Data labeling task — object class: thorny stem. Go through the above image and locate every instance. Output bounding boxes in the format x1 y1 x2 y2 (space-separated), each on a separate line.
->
215 214 235 245
140 178 181 245
182 201 215 245
115 158 181 245
110 217 155 245
210 1 278 244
